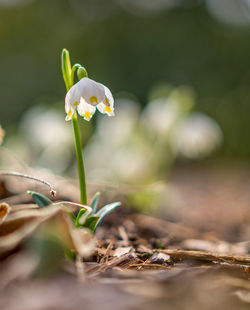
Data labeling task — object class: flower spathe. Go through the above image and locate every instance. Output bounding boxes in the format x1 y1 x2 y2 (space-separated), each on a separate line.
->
65 77 115 121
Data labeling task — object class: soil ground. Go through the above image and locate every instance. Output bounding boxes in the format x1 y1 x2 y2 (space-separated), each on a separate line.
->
0 163 249 310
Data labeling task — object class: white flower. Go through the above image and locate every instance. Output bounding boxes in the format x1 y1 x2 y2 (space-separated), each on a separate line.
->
171 112 223 159
141 98 181 136
65 77 114 121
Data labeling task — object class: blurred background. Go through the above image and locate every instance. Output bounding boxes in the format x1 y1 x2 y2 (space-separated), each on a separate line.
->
0 2 250 306
0 0 249 254
1 0 250 157
1 0 250 199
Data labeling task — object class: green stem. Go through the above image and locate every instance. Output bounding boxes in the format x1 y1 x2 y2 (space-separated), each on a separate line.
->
61 49 88 205
72 114 87 205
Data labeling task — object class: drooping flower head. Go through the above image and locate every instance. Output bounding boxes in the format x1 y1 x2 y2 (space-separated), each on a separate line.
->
65 77 114 121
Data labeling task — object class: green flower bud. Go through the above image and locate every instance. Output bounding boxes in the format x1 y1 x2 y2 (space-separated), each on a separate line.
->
77 66 88 80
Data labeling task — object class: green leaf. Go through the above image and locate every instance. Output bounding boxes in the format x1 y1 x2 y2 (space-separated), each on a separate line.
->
69 213 76 223
95 202 121 227
83 216 100 233
90 192 101 215
27 191 52 208
75 208 87 228
61 48 72 91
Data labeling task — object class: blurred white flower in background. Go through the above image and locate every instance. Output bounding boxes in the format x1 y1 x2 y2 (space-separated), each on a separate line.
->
84 97 151 183
141 86 195 138
171 112 223 159
0 0 34 7
69 0 118 22
95 97 140 146
111 147 151 183
206 0 250 27
117 0 181 16
85 86 223 185
140 86 222 161
20 106 73 172
141 98 181 136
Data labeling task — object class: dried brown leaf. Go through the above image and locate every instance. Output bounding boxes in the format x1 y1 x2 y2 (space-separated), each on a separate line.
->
0 203 81 257
0 203 11 224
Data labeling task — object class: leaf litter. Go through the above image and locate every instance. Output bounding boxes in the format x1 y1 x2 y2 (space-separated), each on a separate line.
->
0 166 250 310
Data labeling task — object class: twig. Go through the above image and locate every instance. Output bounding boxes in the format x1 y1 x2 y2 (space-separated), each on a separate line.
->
100 240 114 264
88 253 138 278
0 171 56 197
158 249 250 266
118 226 129 246
130 263 170 269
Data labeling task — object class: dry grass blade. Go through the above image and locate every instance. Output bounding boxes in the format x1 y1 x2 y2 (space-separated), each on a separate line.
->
130 263 171 270
0 171 56 197
158 249 250 266
100 240 114 263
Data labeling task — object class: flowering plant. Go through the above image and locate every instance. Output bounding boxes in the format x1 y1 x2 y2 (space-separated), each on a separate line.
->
62 49 116 204
65 77 114 122
59 48 120 230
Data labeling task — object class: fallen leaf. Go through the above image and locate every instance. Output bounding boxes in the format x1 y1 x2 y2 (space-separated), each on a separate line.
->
0 203 11 224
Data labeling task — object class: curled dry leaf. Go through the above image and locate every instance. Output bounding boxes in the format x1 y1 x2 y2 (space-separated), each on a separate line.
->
0 203 95 259
0 205 61 257
0 203 11 224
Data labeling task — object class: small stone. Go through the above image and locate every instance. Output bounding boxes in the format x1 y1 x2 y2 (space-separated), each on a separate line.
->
150 252 172 265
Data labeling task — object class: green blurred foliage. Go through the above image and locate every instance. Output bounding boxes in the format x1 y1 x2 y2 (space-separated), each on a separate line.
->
1 0 250 159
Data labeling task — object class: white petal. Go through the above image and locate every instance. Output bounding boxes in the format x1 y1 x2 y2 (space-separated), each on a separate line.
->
77 98 96 121
65 96 71 114
65 110 73 121
77 78 105 106
65 83 82 122
65 106 77 121
65 83 82 112
97 102 115 116
97 85 115 116
104 85 114 109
